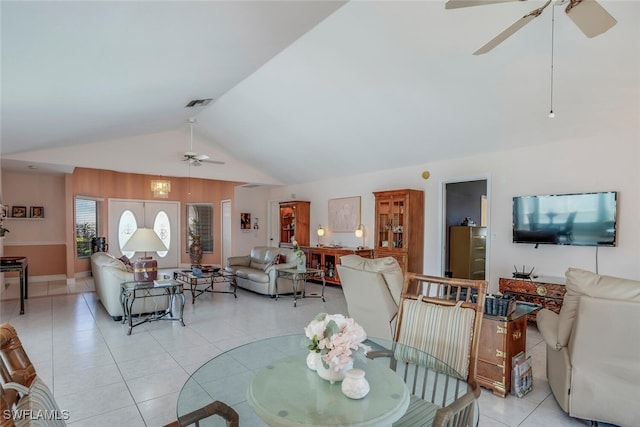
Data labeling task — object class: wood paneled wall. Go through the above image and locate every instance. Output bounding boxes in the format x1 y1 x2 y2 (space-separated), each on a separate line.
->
73 168 243 271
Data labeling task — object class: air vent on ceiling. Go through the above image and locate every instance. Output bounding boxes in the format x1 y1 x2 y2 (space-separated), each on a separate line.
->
241 184 261 188
185 98 213 108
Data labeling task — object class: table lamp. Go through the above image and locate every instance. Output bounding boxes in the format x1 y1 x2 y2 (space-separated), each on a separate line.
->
317 225 325 246
355 224 365 249
122 228 168 282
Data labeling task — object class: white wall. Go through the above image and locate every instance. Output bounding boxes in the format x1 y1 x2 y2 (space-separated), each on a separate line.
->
232 186 270 257
234 136 640 293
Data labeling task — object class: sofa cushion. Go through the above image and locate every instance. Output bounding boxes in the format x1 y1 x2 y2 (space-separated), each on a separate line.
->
234 267 269 283
341 255 403 305
557 268 640 347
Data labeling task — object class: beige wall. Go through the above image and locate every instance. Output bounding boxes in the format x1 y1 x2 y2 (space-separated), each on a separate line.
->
0 167 243 280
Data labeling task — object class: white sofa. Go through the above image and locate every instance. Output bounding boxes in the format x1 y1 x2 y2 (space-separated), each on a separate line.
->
336 255 403 340
225 246 297 296
537 268 640 427
90 252 170 320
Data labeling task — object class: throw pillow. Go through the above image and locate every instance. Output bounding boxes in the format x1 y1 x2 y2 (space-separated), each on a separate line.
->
273 254 284 265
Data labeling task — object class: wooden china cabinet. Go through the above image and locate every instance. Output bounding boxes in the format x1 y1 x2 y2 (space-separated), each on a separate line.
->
373 189 424 274
279 201 310 247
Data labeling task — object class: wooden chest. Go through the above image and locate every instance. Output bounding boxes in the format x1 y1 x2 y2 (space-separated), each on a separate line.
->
477 314 528 397
499 277 566 322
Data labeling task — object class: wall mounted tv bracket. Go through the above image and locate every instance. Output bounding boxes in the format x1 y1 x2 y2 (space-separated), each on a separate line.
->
513 265 535 280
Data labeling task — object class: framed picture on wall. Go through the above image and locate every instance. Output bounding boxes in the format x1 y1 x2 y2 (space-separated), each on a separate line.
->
328 196 361 232
241 212 251 230
12 206 26 218
30 206 44 218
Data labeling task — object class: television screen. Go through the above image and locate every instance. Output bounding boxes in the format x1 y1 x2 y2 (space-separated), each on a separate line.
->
512 191 617 247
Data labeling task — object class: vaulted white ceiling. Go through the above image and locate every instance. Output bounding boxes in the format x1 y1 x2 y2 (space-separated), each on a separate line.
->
2 1 638 185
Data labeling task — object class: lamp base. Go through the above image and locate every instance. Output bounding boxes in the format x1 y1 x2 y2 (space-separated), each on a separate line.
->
133 256 158 282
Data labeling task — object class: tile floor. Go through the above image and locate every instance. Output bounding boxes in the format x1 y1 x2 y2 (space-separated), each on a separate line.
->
0 276 591 427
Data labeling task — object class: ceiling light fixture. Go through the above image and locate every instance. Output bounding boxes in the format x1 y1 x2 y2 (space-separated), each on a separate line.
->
151 179 171 198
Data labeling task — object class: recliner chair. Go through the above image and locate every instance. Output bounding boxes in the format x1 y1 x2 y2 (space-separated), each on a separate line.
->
537 268 640 427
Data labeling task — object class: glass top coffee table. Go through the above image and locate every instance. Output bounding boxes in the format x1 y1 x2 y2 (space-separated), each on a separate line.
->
176 334 477 426
173 268 237 304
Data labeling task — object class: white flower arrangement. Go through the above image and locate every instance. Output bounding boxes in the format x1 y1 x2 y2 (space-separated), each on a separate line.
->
304 313 371 372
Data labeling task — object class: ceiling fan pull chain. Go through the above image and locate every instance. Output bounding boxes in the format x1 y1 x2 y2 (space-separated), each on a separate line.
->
548 5 556 119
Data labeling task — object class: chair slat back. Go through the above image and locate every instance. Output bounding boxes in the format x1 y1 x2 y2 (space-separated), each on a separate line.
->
394 273 486 385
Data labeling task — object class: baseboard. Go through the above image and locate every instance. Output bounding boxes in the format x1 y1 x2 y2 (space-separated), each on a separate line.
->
3 274 67 284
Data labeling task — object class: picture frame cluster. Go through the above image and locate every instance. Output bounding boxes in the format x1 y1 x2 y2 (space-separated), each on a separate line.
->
7 206 44 218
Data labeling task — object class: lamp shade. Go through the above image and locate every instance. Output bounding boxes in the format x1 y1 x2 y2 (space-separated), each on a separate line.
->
122 228 167 282
122 228 167 253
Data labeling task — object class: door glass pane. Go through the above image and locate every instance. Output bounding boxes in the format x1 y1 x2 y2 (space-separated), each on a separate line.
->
119 210 138 258
154 211 170 258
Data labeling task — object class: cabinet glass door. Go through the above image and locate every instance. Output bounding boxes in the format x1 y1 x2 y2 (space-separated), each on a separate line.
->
376 199 391 248
391 198 405 250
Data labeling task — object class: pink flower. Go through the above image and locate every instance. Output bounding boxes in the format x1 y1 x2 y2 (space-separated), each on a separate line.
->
305 313 371 371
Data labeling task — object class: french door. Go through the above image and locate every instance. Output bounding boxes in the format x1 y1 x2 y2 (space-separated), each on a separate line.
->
108 199 180 269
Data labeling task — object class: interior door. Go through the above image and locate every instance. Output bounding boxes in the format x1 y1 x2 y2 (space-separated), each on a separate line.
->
108 199 180 268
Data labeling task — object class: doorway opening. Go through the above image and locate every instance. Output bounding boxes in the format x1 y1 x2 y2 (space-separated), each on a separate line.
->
443 179 488 280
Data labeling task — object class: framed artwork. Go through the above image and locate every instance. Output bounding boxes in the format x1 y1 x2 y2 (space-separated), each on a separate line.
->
328 196 361 232
30 206 44 218
241 212 251 230
12 206 26 218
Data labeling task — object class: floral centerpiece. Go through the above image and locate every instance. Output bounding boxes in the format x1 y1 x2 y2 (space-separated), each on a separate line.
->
291 237 306 271
304 313 371 382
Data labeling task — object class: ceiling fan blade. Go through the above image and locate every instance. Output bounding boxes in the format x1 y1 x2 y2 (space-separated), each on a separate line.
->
473 0 550 55
192 160 202 167
194 154 210 161
565 0 616 38
473 14 536 54
201 159 225 165
445 0 523 10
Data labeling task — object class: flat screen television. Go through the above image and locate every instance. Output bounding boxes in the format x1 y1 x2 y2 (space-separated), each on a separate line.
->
512 191 617 247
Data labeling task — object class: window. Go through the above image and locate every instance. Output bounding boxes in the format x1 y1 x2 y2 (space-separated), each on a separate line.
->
187 203 213 253
75 198 100 258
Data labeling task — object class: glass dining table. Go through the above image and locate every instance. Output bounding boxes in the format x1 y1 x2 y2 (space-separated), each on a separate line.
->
176 334 478 426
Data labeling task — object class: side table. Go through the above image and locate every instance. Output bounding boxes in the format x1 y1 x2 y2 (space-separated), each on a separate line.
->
173 269 237 304
120 279 185 335
477 302 540 397
276 268 326 307
0 257 28 315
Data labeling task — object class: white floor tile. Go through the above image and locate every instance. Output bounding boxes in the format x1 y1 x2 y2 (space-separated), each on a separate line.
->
1 278 588 427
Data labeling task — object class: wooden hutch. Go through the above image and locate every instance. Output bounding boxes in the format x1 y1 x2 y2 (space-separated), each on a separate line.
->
279 201 311 247
373 189 424 274
303 246 373 286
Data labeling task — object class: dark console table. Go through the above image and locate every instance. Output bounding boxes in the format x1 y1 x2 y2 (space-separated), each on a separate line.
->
499 276 566 322
0 256 29 314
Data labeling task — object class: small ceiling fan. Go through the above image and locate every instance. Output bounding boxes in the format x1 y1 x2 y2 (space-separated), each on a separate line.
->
182 118 224 167
446 0 617 55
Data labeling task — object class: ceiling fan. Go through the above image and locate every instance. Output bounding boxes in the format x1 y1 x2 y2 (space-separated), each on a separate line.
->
445 0 617 55
182 118 224 167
